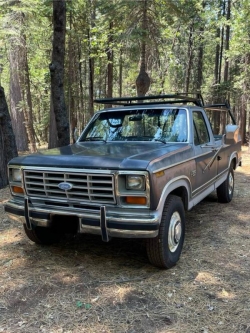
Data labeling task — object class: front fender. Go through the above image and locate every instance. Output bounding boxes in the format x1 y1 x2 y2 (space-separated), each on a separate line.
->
229 149 241 169
156 176 192 216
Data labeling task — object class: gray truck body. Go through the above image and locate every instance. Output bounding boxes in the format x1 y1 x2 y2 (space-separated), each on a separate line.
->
4 95 242 267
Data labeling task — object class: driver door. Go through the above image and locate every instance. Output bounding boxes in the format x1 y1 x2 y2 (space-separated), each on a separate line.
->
192 110 217 197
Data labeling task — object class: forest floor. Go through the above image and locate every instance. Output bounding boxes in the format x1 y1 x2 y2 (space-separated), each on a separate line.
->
0 148 249 333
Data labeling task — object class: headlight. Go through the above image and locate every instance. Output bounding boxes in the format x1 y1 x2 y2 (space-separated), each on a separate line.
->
12 169 22 182
126 175 145 190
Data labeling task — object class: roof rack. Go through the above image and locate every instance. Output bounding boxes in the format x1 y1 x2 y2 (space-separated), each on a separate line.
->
94 93 205 107
204 101 236 124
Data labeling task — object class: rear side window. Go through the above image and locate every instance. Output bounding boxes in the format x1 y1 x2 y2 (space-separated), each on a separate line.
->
193 111 210 145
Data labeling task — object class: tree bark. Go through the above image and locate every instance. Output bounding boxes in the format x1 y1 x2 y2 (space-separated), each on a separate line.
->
49 0 69 147
48 93 57 148
119 49 123 97
9 39 28 151
185 23 194 93
77 38 85 129
0 87 18 189
19 32 37 153
197 40 203 91
88 40 94 117
223 0 230 83
106 21 114 107
220 0 231 135
218 0 225 84
214 27 220 84
87 0 96 119
136 0 150 97
242 52 250 145
213 2 223 135
240 94 247 144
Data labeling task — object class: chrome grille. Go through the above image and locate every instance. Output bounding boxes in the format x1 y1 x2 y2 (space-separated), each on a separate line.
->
24 170 115 204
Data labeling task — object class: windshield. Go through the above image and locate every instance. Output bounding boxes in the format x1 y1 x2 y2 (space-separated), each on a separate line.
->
80 108 188 143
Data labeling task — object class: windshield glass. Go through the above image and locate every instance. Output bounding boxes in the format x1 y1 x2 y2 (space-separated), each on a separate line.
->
80 108 187 143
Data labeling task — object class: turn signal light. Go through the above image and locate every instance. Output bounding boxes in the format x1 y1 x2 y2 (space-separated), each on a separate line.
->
12 186 24 194
125 196 147 205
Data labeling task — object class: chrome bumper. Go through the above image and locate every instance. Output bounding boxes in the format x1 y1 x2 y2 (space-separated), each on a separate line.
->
4 198 160 240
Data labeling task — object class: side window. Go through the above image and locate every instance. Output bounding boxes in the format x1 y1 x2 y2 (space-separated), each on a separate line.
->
193 121 200 145
193 111 210 145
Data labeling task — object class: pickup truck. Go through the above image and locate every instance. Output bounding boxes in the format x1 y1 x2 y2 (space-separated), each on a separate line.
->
4 93 242 268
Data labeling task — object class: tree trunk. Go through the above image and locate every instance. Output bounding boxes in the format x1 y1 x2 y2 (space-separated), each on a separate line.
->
48 93 57 148
68 10 73 143
185 23 194 93
223 0 230 83
214 27 220 84
242 52 250 145
218 0 225 84
77 38 85 129
197 40 203 91
119 49 123 97
49 0 69 147
0 87 18 189
106 21 114 107
247 52 250 150
9 40 28 152
240 95 247 144
213 3 223 135
87 0 96 119
220 0 231 135
136 0 150 97
88 46 94 117
19 32 37 153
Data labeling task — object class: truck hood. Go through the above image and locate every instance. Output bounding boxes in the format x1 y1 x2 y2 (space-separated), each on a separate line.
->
9 141 193 171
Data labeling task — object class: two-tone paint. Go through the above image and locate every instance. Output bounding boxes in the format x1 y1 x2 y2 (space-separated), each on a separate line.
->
4 105 242 241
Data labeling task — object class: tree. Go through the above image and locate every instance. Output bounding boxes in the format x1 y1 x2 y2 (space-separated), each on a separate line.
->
0 86 18 189
7 3 29 151
18 14 37 153
229 0 250 146
9 38 29 151
135 0 151 97
107 21 114 100
49 0 69 147
87 0 95 117
1 0 250 152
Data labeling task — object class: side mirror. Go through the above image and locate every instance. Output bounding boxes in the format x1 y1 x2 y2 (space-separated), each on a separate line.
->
225 125 241 144
221 133 225 145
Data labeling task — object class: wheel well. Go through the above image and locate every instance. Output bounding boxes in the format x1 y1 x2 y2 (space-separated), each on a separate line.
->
169 186 188 210
231 157 236 170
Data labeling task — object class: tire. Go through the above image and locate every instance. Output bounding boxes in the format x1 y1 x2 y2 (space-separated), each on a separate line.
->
146 195 185 269
217 166 234 203
23 224 61 245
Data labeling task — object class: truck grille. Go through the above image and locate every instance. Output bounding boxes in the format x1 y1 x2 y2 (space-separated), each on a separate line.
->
24 170 116 204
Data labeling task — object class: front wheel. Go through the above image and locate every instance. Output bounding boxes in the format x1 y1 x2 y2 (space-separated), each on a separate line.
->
146 195 185 269
23 224 61 245
217 166 234 203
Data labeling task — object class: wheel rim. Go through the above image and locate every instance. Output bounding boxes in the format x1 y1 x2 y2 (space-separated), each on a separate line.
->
228 171 234 195
168 211 182 253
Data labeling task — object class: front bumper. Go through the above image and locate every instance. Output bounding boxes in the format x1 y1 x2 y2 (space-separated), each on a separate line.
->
4 198 160 241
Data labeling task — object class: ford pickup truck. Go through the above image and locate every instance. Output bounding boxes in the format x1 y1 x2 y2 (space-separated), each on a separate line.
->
4 93 242 268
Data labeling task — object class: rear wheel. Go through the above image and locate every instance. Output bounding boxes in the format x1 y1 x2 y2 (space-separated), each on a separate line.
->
23 224 61 245
217 166 234 203
146 195 185 269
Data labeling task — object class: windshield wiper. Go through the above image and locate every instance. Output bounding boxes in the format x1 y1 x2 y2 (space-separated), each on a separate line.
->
153 138 166 144
83 137 106 142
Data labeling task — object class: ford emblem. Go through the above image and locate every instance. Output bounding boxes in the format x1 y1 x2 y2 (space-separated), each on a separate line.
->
58 182 73 190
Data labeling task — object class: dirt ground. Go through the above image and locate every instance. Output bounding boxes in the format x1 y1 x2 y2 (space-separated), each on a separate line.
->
0 148 249 333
